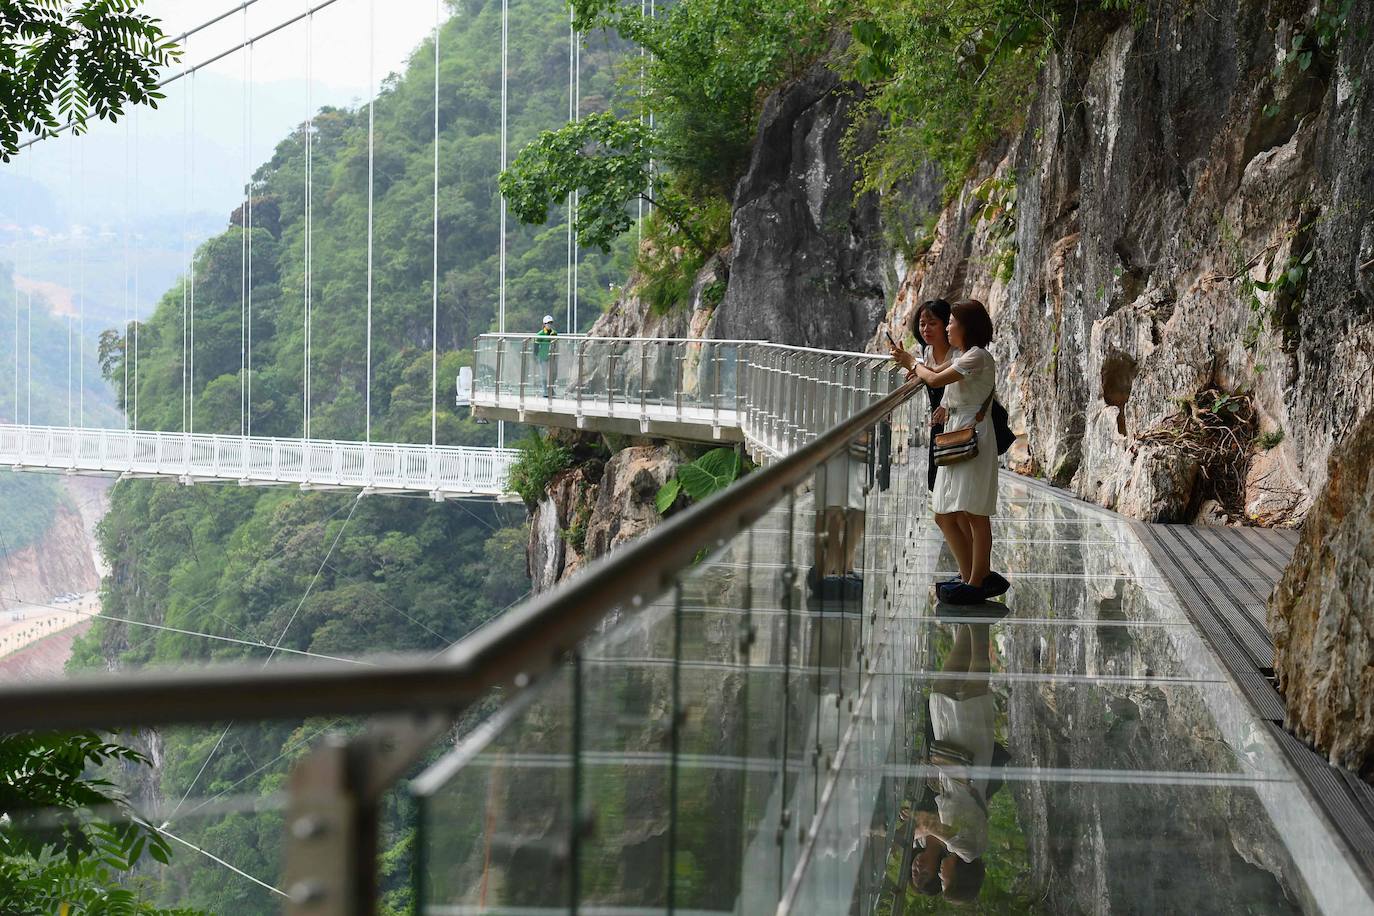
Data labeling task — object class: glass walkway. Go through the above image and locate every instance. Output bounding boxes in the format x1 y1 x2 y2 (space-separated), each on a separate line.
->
7 366 1371 915
408 398 1372 914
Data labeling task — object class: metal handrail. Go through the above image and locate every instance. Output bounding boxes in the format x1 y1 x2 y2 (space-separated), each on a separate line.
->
0 374 919 733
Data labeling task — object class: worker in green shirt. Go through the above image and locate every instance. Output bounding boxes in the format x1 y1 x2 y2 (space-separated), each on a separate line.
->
534 315 557 394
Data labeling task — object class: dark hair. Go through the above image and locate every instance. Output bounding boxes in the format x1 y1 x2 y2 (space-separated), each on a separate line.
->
910 298 952 347
940 855 987 904
950 299 994 349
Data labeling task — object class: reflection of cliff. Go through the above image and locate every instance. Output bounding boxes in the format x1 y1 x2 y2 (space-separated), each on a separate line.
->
1002 568 1307 914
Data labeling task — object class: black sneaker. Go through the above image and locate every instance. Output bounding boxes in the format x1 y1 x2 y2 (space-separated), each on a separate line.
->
982 571 1010 599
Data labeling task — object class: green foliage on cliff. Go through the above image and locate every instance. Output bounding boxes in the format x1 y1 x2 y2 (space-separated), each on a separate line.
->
844 0 1139 194
507 431 574 507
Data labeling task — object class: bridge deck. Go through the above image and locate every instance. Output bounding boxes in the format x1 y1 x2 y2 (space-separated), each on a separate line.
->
0 424 518 499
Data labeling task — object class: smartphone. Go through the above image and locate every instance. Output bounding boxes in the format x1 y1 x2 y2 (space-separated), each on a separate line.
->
884 329 898 347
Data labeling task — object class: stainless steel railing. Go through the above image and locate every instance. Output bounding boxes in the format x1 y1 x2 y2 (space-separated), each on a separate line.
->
471 334 900 458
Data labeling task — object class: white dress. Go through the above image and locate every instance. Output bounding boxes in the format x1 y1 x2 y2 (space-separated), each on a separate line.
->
931 347 998 517
929 691 996 862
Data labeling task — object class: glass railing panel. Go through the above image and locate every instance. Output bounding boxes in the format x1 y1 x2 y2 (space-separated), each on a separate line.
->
415 669 575 912
574 600 674 913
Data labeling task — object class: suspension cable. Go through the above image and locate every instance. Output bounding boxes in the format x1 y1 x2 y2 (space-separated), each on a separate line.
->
168 494 364 821
123 120 130 427
66 134 74 425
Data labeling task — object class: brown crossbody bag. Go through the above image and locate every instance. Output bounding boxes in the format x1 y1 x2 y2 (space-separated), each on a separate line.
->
931 390 995 467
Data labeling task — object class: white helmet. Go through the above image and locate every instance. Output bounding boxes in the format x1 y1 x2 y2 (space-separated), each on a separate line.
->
542 315 555 324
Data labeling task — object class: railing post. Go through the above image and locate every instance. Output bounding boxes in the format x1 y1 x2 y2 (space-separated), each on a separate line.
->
711 344 722 432
607 351 616 417
518 340 528 410
576 341 586 422
674 343 684 421
500 339 511 406
639 341 649 428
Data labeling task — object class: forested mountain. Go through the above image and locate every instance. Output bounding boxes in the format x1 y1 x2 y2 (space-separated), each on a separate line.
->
66 1 626 910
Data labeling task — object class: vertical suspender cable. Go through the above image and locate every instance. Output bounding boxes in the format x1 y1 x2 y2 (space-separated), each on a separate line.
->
365 0 375 444
25 152 32 426
189 71 196 434
431 0 441 448
304 12 313 440
573 27 580 332
78 140 85 427
181 60 191 432
637 0 644 248
247 39 255 439
239 10 248 436
123 120 130 428
133 113 140 431
68 134 75 426
566 8 574 333
498 0 508 449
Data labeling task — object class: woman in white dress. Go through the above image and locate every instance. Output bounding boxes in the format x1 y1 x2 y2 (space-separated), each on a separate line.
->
890 300 1006 604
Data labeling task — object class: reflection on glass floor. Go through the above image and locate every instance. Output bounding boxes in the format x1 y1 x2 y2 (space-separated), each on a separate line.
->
414 438 1373 915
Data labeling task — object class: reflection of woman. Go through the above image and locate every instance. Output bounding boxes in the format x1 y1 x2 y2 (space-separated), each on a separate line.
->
911 622 994 903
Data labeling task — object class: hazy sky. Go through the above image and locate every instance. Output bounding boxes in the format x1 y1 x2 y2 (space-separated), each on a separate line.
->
141 0 441 91
0 0 455 319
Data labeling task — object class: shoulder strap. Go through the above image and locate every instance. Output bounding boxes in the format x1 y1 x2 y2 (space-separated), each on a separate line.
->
974 389 995 423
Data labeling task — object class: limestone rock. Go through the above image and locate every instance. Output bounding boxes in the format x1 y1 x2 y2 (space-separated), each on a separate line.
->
1271 409 1374 780
880 0 1374 524
583 444 686 560
709 60 903 351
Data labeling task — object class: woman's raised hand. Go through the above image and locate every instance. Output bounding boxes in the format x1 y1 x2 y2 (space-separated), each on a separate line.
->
887 335 915 370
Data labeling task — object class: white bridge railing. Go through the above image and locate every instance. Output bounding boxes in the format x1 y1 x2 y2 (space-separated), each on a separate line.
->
0 425 519 499
470 334 901 460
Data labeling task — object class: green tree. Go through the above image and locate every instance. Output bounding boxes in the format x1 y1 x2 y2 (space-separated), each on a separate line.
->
0 0 180 160
0 731 201 914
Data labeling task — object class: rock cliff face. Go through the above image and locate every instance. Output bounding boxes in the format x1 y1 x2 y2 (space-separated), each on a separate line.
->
528 442 687 593
1270 408 1374 779
0 499 100 610
884 1 1374 527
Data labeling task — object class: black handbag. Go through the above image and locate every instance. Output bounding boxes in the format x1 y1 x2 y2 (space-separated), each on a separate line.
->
991 399 1015 455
